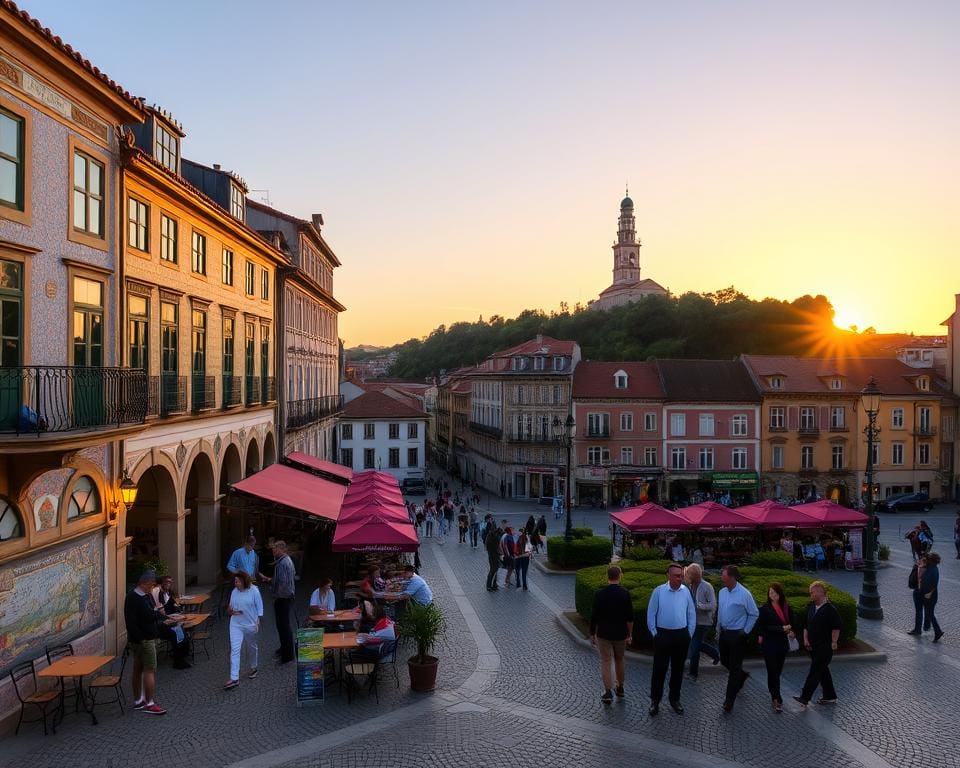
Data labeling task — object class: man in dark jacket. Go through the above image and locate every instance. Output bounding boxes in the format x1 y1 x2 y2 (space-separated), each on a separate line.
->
590 565 634 704
124 570 169 715
484 520 505 591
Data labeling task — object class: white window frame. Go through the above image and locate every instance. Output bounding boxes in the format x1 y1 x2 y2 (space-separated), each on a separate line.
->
698 447 714 470
831 445 844 470
730 414 747 437
771 445 784 470
769 407 785 429
800 445 814 470
732 448 748 470
644 412 657 431
670 413 686 437
892 442 904 465
620 447 634 465
670 447 686 470
643 447 658 466
830 406 845 429
699 413 715 437
918 443 930 465
891 408 904 429
620 412 634 431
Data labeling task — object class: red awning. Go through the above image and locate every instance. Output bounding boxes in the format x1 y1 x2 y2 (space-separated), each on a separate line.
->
352 470 398 484
611 503 691 532
342 490 404 508
677 501 757 530
339 498 410 522
284 452 353 484
736 500 819 528
795 500 869 527
231 464 346 521
332 513 420 552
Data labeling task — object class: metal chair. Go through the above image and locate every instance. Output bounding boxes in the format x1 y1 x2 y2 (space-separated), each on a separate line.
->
343 650 379 704
10 661 59 735
189 630 214 661
45 644 79 713
88 645 129 716
375 639 399 689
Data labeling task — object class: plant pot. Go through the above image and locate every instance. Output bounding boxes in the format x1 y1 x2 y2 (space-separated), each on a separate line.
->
407 654 439 692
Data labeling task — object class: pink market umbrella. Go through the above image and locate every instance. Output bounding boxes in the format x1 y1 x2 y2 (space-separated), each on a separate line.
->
797 500 869 527
737 500 819 529
678 501 757 530
611 503 691 532
332 513 419 552
344 487 403 505
339 497 410 522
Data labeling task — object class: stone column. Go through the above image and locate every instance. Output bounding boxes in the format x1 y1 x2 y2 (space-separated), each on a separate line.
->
157 508 187 594
196 496 221 587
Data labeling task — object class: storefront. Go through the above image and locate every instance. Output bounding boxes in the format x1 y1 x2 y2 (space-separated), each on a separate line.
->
711 472 759 504
513 466 559 500
610 472 661 507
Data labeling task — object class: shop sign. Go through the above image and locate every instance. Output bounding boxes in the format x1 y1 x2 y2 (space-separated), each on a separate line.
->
711 472 759 489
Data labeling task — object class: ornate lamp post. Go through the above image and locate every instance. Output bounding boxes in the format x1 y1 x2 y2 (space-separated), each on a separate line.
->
858 377 883 620
553 413 576 542
112 468 139 523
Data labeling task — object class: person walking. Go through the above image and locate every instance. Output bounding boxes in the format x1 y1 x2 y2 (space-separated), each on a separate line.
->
124 570 168 715
717 564 759 713
458 505 469 544
535 515 547 552
590 565 634 704
647 563 696 716
224 571 263 689
954 509 960 559
908 555 926 636
484 519 504 591
514 529 532 590
424 506 435 538
921 552 944 642
500 526 516 587
757 582 796 713
684 564 719 679
794 580 842 707
268 540 296 665
469 507 480 548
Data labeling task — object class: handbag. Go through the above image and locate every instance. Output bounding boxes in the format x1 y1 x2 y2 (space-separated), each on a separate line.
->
788 635 800 652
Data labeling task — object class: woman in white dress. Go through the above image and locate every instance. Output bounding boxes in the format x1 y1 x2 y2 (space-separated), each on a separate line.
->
224 570 263 690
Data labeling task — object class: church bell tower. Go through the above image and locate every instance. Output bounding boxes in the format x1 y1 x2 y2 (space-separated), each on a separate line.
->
612 189 640 285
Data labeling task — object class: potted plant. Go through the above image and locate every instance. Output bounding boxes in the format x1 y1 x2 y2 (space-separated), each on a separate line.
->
398 601 445 692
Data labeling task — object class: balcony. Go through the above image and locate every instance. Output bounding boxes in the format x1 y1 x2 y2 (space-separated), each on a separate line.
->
222 375 242 408
798 426 819 436
913 426 937 437
828 424 849 432
507 432 559 444
149 374 187 417
191 374 216 412
768 425 787 432
262 376 276 404
585 428 611 438
469 421 502 439
245 376 260 406
0 366 148 436
286 395 344 429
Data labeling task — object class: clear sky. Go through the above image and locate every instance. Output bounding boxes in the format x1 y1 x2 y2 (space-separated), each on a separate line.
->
28 0 960 345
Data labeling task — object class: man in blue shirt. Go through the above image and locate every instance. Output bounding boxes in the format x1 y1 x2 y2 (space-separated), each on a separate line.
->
226 536 262 580
646 563 696 716
716 564 759 712
400 564 433 606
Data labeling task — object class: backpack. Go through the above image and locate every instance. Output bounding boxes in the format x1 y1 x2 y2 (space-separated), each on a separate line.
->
908 565 919 590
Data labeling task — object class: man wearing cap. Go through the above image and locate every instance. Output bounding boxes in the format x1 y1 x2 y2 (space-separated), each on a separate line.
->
124 570 171 715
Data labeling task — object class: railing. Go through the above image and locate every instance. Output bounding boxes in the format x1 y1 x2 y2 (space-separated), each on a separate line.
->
798 426 819 435
585 428 610 438
507 432 559 443
222 375 241 408
285 395 344 429
148 374 187 417
245 375 260 406
191 374 216 412
261 376 276 404
829 424 849 432
768 425 787 432
913 426 937 437
469 421 502 439
0 366 149 434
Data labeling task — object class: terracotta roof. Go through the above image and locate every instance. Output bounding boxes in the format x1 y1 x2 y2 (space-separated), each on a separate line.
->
656 360 760 402
1 1 144 113
573 361 664 399
597 278 668 297
341 390 426 420
741 355 952 397
492 336 577 358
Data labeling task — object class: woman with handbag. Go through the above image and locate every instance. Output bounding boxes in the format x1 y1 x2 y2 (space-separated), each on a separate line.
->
757 582 796 713
514 530 533 590
224 570 263 690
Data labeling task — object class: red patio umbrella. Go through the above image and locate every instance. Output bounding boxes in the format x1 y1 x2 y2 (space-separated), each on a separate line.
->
331 513 419 552
339 497 410 522
610 503 691 532
352 471 399 485
736 500 819 528
678 501 757 530
796 500 869 527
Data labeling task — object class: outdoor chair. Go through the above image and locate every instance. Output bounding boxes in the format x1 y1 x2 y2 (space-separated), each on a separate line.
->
89 645 129 716
343 650 380 703
10 661 59 735
375 639 399 689
45 643 79 713
189 630 214 661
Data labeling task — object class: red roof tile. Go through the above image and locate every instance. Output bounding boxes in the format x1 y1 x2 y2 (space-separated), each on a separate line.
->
573 361 664 399
341 390 427 420
492 336 578 358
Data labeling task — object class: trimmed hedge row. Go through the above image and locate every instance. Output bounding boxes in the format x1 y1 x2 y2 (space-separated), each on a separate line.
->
569 527 595 540
547 529 611 569
576 562 857 649
748 550 793 571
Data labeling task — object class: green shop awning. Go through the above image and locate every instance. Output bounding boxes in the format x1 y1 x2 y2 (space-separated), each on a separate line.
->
711 472 759 490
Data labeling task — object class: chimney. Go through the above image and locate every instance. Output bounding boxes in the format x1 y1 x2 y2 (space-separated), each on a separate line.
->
213 163 221 171
311 213 324 229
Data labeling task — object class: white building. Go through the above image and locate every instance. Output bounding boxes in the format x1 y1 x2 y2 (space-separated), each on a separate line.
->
338 391 427 482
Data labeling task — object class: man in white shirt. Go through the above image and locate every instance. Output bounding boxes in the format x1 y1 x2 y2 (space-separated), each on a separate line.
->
646 563 696 716
308 578 336 623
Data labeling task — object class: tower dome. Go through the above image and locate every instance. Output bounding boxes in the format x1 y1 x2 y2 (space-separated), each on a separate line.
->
620 195 634 209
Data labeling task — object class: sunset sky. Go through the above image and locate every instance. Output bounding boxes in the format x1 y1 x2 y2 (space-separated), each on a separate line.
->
31 1 959 345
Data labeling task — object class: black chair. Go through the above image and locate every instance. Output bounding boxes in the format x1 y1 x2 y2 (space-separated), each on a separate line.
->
45 644 79 713
10 661 59 735
343 650 379 704
189 629 214 661
375 639 399 689
89 645 129 716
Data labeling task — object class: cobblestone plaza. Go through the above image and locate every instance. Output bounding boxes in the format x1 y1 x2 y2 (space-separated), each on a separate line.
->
3 491 957 768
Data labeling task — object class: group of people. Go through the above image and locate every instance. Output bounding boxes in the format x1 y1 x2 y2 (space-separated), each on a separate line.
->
590 563 843 716
482 516 542 591
908 551 944 642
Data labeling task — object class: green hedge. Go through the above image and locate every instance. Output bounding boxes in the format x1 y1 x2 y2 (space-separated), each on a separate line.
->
575 564 857 649
569 527 594 540
625 545 664 561
547 535 611 569
748 550 793 571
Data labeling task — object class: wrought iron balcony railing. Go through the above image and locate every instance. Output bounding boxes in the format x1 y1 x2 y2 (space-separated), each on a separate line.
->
148 374 187 417
286 395 344 429
261 376 276 404
245 375 260 406
222 375 242 408
191 374 216 412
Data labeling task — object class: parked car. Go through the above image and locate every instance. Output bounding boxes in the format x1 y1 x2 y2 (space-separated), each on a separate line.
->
401 478 426 496
876 492 932 513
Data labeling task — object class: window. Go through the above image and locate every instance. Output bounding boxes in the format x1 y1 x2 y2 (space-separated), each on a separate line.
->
0 259 23 369
363 448 376 469
892 443 904 465
389 423 400 440
259 325 269 384
67 476 100 520
515 385 525 404
407 447 419 467
0 108 25 212
0 498 24 541
699 447 714 470
643 447 658 466
587 413 609 436
72 151 104 237
730 414 747 437
223 316 234 377
800 446 814 470
245 261 255 295
533 356 545 371
230 183 244 221
699 413 715 437
587 447 610 465
891 408 904 429
670 413 686 436
388 447 400 468
72 277 103 367
830 407 845 429
191 231 206 275
222 249 234 285
799 407 816 431
831 445 844 470
408 423 418 439
553 385 562 405
732 448 747 470
670 447 686 470
918 407 931 433
191 309 206 376
620 413 633 431
128 294 148 372
127 198 149 251
644 412 657 431
161 301 178 375
769 376 783 390
155 123 179 172
830 378 843 390
160 215 178 263
917 377 929 392
553 357 566 371
918 444 931 465
340 448 353 467
261 268 269 300
771 445 784 470
871 443 879 467
341 423 353 440
769 407 785 429
363 423 375 440
614 372 628 389
244 321 255 379
621 447 633 465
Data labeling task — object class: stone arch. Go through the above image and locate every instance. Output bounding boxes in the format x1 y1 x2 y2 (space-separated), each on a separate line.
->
184 450 216 587
180 440 219 494
127 461 181 588
245 438 261 477
220 442 243 495
262 429 277 468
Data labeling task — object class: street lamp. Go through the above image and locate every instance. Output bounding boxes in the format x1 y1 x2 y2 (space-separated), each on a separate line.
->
858 377 883 620
111 468 138 522
553 413 576 543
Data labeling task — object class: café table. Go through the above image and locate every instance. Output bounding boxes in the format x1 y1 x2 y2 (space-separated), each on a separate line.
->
321 632 363 694
179 613 212 661
180 612 211 630
38 655 114 726
177 593 210 613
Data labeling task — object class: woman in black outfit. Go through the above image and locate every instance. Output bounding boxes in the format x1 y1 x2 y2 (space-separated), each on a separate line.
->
757 582 796 713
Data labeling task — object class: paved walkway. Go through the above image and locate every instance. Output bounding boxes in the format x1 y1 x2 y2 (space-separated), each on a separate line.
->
3 485 958 768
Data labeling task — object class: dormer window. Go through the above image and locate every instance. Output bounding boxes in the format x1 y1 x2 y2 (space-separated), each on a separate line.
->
230 183 245 222
614 370 628 389
553 357 566 371
917 377 929 392
155 123 179 173
769 376 784 390
533 356 546 371
830 378 843 390
511 357 520 371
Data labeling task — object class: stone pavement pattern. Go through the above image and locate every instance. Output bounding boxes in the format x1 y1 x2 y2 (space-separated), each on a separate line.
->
3 485 959 768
